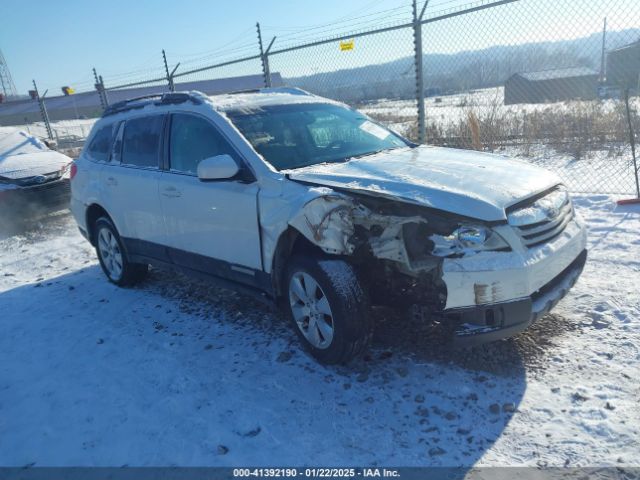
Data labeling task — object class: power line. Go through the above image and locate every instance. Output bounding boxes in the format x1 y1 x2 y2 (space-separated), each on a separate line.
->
267 11 413 49
263 3 411 39
262 1 406 31
270 16 413 52
177 42 260 67
169 26 256 59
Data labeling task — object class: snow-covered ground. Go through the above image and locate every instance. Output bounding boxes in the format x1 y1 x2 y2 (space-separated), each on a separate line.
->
0 195 638 467
5 119 97 144
360 87 640 130
503 145 638 195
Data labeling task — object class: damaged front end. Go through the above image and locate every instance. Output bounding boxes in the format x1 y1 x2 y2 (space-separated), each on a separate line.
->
241 109 587 344
287 189 510 317
281 184 587 347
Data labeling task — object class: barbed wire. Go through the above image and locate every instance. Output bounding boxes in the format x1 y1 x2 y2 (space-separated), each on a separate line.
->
87 1 414 89
54 0 487 94
168 26 257 59
262 2 411 38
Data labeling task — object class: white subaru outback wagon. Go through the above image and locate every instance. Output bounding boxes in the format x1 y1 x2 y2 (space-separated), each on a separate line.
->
71 88 587 364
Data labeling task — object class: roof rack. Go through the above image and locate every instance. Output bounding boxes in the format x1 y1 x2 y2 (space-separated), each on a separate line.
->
102 92 203 117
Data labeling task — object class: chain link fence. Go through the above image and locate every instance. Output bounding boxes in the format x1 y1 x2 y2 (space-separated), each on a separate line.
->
270 23 419 138
412 0 640 195
2 0 639 195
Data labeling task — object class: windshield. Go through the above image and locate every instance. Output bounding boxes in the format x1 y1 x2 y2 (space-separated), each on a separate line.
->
226 103 409 170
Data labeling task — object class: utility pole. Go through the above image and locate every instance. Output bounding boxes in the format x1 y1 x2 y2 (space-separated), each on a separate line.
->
257 23 276 88
32 80 53 141
0 48 18 99
413 0 429 143
600 17 607 84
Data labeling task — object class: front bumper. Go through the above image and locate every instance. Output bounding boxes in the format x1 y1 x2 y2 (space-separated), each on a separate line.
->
448 249 587 346
441 217 587 309
0 179 71 219
438 214 588 346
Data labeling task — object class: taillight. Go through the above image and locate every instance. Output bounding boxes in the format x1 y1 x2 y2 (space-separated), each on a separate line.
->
70 163 78 180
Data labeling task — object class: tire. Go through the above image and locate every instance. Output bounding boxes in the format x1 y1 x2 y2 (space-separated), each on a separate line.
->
285 255 373 364
94 216 148 287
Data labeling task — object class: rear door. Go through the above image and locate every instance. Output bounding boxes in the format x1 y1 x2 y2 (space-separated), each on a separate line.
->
158 112 262 282
100 114 167 260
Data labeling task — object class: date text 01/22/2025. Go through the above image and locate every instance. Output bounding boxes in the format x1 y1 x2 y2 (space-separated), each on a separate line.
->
232 468 401 478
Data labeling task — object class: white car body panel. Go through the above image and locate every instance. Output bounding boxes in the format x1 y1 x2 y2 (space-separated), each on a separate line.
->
69 158 102 233
159 172 262 269
257 179 335 274
100 163 166 245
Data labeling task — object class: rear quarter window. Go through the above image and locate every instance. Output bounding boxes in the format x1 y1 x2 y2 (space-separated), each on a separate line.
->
86 124 115 162
121 115 164 168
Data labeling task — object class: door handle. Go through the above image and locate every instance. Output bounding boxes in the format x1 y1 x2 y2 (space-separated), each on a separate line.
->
161 186 182 198
105 176 118 186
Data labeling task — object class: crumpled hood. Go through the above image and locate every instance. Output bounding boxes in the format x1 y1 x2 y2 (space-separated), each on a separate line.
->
0 130 71 180
285 145 561 222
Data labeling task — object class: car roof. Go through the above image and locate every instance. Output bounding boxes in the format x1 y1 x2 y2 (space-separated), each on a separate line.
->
99 88 340 120
208 87 340 113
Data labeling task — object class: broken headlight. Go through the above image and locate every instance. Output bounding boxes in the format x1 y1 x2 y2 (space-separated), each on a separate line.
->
431 225 509 257
455 225 488 247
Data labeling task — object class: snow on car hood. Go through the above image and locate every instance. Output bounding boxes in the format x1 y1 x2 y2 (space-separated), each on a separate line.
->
284 145 561 222
0 129 71 180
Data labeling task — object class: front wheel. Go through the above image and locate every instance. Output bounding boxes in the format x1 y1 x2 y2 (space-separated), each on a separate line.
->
286 255 373 364
94 217 148 287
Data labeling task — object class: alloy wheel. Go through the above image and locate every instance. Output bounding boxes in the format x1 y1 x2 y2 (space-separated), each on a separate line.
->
97 227 123 281
289 272 335 349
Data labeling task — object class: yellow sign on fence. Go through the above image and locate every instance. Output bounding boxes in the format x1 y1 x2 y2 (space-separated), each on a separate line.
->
340 39 354 51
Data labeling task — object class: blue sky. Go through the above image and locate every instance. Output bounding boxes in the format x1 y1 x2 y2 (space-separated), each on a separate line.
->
2 0 637 96
1 0 410 94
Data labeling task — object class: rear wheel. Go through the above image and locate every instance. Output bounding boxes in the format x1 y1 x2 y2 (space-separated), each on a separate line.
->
286 255 372 364
94 217 147 287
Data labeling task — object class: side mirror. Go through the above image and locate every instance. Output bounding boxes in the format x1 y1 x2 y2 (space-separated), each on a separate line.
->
197 154 240 181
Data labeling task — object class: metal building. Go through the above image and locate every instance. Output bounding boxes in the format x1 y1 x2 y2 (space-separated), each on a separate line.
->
504 67 599 105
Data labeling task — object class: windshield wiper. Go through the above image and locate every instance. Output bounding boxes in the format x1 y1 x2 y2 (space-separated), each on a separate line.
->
284 146 405 170
350 146 401 160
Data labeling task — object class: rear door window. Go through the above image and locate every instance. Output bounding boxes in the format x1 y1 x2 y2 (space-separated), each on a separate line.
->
121 115 164 168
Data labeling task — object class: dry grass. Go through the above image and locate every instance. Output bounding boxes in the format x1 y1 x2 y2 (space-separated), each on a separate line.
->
467 111 482 151
377 96 638 158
